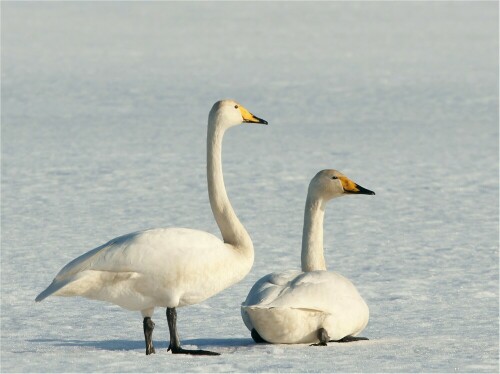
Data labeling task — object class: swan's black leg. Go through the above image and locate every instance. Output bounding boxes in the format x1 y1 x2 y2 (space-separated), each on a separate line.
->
251 328 268 343
143 317 156 355
332 335 369 343
166 307 220 356
310 328 330 346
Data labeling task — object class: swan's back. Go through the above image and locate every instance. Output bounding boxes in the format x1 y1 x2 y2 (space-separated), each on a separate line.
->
241 270 369 343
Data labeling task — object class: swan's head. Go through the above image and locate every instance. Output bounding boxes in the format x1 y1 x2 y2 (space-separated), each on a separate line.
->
309 169 375 202
209 99 268 129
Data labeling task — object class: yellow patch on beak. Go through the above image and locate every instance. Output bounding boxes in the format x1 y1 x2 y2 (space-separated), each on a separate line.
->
339 176 360 193
239 106 258 122
238 106 267 124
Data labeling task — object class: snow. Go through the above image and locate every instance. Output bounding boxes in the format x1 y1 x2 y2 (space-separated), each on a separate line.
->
1 2 498 372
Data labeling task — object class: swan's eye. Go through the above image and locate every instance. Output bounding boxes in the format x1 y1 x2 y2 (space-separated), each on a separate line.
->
331 176 338 180
234 105 239 109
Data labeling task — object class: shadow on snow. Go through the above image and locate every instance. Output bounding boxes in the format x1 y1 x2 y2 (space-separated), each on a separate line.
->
28 337 255 351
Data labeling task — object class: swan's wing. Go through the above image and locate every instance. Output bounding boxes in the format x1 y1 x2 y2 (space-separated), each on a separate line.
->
272 271 366 314
243 271 363 313
56 231 143 278
242 270 302 307
35 233 136 302
241 270 302 330
35 228 226 302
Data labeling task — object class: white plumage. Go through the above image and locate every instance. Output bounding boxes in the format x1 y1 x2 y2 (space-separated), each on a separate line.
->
36 228 250 310
36 99 268 355
241 169 374 345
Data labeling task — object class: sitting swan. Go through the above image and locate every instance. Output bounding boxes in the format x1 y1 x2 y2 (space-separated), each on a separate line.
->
36 100 268 355
241 169 374 345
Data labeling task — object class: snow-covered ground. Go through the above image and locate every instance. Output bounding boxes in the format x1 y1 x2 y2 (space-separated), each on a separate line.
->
1 2 498 372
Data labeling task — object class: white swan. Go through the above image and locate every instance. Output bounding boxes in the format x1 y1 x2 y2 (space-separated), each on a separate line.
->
241 169 374 345
36 99 268 355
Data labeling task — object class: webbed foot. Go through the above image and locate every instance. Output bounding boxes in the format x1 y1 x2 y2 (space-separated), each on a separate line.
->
332 335 369 343
167 345 220 356
166 307 220 356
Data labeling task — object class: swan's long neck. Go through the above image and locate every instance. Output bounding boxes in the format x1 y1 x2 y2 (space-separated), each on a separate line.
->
301 195 327 272
207 120 253 257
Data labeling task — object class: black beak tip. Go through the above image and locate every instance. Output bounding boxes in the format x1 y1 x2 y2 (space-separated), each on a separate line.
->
250 115 268 125
355 185 375 195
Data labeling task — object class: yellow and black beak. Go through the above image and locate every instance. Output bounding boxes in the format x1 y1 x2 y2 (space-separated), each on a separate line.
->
239 106 268 125
339 176 375 195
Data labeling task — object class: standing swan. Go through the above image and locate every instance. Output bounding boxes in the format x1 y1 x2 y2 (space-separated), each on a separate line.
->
241 169 374 345
36 100 268 356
